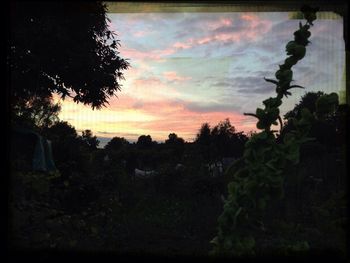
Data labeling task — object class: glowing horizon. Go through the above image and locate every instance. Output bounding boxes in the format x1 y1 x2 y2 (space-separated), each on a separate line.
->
55 9 345 146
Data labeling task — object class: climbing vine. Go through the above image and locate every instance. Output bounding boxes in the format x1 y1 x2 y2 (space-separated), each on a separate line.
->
210 6 339 256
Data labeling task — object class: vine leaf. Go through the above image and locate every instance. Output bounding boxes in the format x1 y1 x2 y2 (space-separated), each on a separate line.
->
289 85 305 89
264 78 279 85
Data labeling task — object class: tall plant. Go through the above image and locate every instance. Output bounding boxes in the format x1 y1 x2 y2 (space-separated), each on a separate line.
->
210 6 339 256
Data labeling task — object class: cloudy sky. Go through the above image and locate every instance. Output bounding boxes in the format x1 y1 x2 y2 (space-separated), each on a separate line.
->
55 6 345 146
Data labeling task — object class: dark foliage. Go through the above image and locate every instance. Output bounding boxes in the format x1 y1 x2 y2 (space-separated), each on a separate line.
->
105 136 129 153
9 2 129 109
81 130 99 150
195 119 248 162
12 94 61 130
137 135 155 149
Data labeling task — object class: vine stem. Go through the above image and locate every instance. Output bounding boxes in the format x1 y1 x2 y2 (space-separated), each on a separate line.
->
243 113 258 118
278 115 284 132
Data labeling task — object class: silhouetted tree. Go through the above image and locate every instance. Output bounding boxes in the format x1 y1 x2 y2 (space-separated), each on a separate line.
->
284 91 325 119
195 123 211 146
44 121 77 142
195 119 247 161
9 2 129 109
12 94 61 130
211 119 246 159
81 130 99 150
165 133 185 145
211 118 236 137
280 91 341 152
195 123 212 162
137 135 154 149
43 121 86 179
104 136 129 152
165 133 185 160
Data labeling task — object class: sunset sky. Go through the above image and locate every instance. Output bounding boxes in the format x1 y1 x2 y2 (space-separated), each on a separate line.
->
55 5 345 147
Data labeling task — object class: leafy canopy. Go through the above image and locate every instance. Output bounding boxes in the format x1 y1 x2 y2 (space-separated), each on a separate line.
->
9 2 129 109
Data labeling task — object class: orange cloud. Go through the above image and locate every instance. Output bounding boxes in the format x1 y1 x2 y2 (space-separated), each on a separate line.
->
135 105 255 141
56 90 258 142
106 98 256 141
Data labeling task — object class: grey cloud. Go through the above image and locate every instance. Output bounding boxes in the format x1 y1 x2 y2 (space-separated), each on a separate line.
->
185 101 240 113
132 100 144 109
213 24 243 34
237 86 275 94
254 70 274 78
234 65 245 70
212 81 232 87
97 131 115 135
209 75 273 95
166 97 240 113
232 76 268 88
271 19 296 31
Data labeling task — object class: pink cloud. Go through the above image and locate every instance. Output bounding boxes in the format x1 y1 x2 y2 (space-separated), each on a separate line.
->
171 14 272 50
117 14 272 64
106 97 257 141
107 94 139 109
119 46 176 60
59 90 258 142
240 14 257 22
136 102 256 141
163 71 191 82
207 17 233 30
173 42 192 49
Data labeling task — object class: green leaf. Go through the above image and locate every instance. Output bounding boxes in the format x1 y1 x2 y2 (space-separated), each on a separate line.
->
223 238 233 250
234 207 242 220
286 150 300 164
242 236 255 250
265 161 278 172
91 226 98 235
245 181 258 194
264 77 279 85
294 45 306 59
256 108 265 117
299 137 315 144
228 182 238 195
257 120 267 130
275 69 283 79
282 70 293 82
31 175 50 195
253 131 268 140
257 198 267 210
235 168 249 179
284 56 299 68
210 236 219 245
316 92 339 117
285 41 297 55
289 84 305 90
299 108 314 124
263 97 282 108
69 240 77 247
